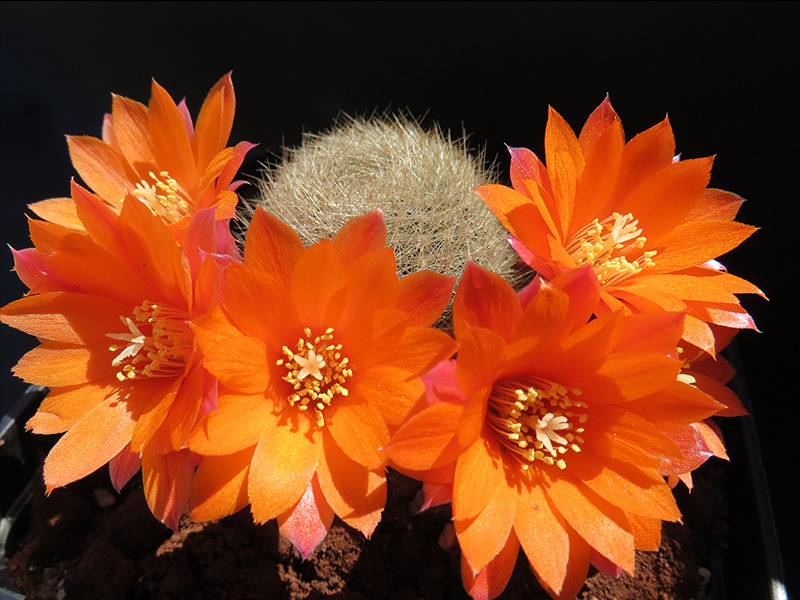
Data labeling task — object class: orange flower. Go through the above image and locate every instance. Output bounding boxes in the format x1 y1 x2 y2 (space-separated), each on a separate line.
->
0 182 238 528
187 208 458 557
475 98 763 355
386 264 731 600
30 73 254 238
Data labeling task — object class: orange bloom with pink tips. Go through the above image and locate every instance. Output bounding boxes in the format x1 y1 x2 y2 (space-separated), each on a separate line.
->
30 73 254 237
386 263 736 600
188 208 457 557
0 182 239 529
475 98 763 355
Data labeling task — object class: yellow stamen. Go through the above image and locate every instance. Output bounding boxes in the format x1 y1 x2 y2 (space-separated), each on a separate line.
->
278 327 352 427
106 300 192 381
132 171 192 223
564 212 657 286
487 377 586 470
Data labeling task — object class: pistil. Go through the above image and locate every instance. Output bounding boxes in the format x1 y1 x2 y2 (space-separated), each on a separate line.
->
565 212 657 286
106 300 193 381
132 170 192 223
488 377 586 470
277 327 353 427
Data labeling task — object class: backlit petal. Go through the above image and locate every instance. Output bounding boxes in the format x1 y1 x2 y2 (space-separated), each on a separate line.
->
330 208 387 266
277 475 335 559
460 530 519 600
43 395 137 491
248 416 320 523
316 431 386 536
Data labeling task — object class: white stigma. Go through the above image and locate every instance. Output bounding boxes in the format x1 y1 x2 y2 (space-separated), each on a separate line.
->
534 412 570 454
106 318 147 366
294 349 326 380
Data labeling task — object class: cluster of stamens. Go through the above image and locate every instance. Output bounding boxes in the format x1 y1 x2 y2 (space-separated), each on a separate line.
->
565 212 657 286
132 170 192 223
106 301 193 381
277 327 353 427
487 378 586 470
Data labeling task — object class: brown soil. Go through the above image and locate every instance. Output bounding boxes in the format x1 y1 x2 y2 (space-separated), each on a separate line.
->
4 463 726 600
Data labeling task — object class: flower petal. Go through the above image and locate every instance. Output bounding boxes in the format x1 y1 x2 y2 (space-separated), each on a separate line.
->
612 117 675 202
316 430 386 536
455 475 517 574
533 525 591 600
460 529 519 600
508 146 553 197
684 188 744 222
109 94 156 168
118 196 189 308
277 474 335 559
544 106 585 235
337 248 400 333
326 396 389 470
109 443 142 493
542 469 635 575
650 220 758 273
218 263 299 348
29 197 83 229
0 292 132 346
352 365 426 430
148 79 198 191
43 394 137 491
27 381 114 434
190 391 276 456
244 208 305 286
595 351 682 401
192 73 236 171
395 270 456 328
452 435 502 521
248 416 320 523
475 182 539 238
331 209 387 266
386 401 464 471
515 479 570 595
454 262 521 342
382 326 458 380
617 157 713 242
199 334 270 394
190 448 252 521
290 240 348 330
627 381 724 428
570 450 681 521
67 135 135 203
142 447 194 530
572 116 624 237
13 343 113 387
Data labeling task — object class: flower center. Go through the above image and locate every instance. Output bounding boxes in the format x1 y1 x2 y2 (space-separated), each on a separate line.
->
564 212 657 286
106 300 193 381
132 170 192 223
277 327 353 427
487 377 586 470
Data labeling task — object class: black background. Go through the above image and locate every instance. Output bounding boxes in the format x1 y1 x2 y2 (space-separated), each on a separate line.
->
1 2 795 595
